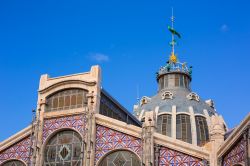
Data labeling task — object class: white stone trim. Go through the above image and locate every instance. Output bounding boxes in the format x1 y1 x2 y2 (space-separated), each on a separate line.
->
189 106 197 146
172 105 177 139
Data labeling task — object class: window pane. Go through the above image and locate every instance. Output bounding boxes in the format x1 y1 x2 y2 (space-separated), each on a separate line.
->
44 130 82 165
176 114 192 143
195 116 209 146
157 114 172 137
45 89 87 112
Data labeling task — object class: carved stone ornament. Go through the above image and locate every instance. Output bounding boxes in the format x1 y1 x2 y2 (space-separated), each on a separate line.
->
161 91 173 100
186 92 200 102
140 96 151 106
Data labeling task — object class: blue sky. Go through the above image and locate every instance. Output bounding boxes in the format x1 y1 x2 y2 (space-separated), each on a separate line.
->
0 0 249 141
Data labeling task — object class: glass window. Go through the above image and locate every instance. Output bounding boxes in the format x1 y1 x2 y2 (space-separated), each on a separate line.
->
2 160 25 166
44 130 83 166
175 74 180 87
164 75 168 88
195 116 209 146
46 89 88 112
157 114 172 137
176 114 192 143
180 75 184 87
99 150 141 166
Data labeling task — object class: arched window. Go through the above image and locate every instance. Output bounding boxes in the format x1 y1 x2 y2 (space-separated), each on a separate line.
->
44 130 83 166
157 114 172 137
195 116 209 146
2 160 25 166
176 114 192 143
46 89 88 112
99 150 140 166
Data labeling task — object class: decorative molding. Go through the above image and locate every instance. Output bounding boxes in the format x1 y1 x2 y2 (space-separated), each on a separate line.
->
39 80 96 94
161 91 173 100
187 92 200 102
140 96 151 106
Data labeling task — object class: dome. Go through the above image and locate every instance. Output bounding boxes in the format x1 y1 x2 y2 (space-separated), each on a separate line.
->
134 66 216 146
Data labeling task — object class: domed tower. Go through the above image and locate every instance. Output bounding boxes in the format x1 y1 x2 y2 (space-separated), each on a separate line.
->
134 11 227 147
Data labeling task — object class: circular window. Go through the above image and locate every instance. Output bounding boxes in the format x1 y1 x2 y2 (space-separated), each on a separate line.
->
44 130 83 166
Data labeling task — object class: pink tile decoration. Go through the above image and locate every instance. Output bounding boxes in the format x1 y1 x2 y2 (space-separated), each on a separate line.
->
95 125 142 165
43 114 87 142
159 146 204 166
223 137 246 166
0 137 31 165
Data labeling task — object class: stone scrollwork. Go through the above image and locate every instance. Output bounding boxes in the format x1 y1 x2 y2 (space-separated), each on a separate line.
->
161 91 173 100
186 92 200 102
140 96 151 106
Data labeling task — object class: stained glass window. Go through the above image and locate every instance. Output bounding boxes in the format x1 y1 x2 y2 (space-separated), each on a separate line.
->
44 130 83 166
157 114 172 137
99 150 140 166
46 89 88 112
195 116 209 146
176 114 192 143
2 160 25 166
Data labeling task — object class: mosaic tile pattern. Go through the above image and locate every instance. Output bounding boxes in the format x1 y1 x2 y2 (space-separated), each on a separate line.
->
0 137 31 165
159 146 204 166
95 125 142 165
223 137 246 166
43 114 87 142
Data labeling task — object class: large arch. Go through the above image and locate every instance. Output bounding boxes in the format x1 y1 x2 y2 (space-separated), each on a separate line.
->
1 159 26 166
97 149 141 166
42 129 84 166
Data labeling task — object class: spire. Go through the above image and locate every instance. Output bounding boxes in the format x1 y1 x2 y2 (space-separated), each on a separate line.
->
168 7 181 64
156 9 193 80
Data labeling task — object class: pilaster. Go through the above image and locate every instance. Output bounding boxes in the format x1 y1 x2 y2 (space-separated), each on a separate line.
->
172 105 176 139
189 106 197 145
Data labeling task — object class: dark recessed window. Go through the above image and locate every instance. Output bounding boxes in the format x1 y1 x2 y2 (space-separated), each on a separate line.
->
46 89 88 112
195 116 209 146
180 75 184 87
176 114 192 143
157 114 172 137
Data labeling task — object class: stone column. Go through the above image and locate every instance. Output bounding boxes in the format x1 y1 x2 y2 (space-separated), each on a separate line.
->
142 111 156 166
210 115 225 166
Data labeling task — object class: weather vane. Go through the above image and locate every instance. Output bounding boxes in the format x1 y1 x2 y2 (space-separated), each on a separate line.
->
168 7 181 64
